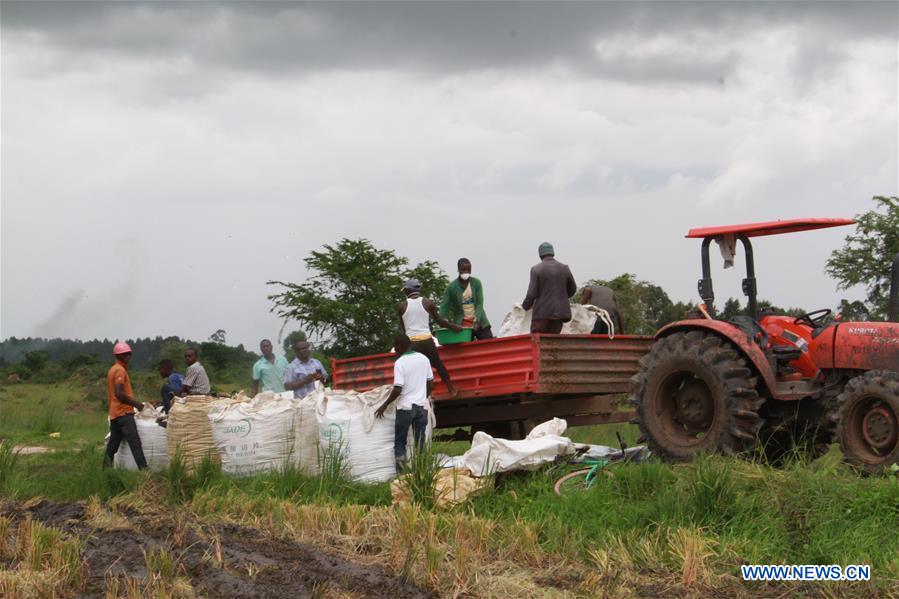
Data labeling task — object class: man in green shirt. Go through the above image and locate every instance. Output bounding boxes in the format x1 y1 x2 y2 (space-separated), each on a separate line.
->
440 257 493 340
251 339 289 395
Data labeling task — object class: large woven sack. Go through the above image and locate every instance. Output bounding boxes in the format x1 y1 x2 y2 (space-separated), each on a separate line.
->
114 406 168 471
166 395 222 470
208 391 296 476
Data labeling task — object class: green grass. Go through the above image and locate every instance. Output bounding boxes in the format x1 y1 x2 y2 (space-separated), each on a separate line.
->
0 383 108 450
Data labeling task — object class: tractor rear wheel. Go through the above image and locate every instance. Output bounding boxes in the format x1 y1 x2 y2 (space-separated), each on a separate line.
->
633 331 764 461
836 371 899 475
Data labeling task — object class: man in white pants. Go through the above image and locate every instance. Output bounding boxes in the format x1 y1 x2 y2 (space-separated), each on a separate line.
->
375 334 433 471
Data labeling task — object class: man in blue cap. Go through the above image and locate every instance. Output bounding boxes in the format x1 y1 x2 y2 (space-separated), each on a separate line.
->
522 242 578 334
396 278 462 396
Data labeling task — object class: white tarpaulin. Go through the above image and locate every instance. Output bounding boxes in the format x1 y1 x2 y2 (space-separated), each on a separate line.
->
208 391 297 476
456 421 576 476
497 304 602 337
114 406 168 471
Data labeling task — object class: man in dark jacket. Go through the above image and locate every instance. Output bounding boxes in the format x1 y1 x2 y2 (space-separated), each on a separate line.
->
522 242 577 333
580 284 625 335
440 258 493 340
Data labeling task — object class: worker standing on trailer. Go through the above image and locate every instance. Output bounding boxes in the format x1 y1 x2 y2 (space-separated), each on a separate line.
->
397 278 462 396
580 284 624 335
103 342 148 470
522 242 578 334
375 334 433 472
179 347 211 396
252 338 289 395
284 340 329 399
157 359 183 413
440 257 493 340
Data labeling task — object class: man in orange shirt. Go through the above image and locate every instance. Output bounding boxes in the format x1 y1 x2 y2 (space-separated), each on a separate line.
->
103 342 148 469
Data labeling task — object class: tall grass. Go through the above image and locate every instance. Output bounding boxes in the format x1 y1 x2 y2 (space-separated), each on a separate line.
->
396 442 442 509
0 441 21 491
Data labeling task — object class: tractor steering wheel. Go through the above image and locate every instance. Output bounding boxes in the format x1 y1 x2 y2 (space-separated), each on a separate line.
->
793 308 832 328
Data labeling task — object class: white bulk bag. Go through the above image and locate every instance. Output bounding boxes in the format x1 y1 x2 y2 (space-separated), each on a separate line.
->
115 406 168 471
497 304 600 337
313 384 397 484
208 392 296 476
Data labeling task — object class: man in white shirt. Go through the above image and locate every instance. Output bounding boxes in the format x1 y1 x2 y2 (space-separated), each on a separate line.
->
375 334 433 470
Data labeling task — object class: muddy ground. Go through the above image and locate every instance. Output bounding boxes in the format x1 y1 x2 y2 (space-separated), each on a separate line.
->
2 499 433 599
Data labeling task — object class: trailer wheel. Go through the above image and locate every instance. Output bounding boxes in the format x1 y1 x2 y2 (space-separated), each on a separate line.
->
633 331 763 461
836 370 899 475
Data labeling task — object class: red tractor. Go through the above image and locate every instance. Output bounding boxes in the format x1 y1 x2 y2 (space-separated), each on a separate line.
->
633 219 899 474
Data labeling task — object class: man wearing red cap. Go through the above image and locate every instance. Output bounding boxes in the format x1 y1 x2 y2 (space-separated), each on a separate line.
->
103 342 148 469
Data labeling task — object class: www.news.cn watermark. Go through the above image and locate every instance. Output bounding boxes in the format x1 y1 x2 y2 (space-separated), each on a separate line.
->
742 564 871 582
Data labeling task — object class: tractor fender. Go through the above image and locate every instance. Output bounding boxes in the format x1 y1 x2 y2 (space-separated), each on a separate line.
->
655 320 777 398
830 322 899 371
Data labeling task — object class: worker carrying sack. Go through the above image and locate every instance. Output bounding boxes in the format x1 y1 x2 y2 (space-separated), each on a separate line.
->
208 391 297 476
114 405 168 471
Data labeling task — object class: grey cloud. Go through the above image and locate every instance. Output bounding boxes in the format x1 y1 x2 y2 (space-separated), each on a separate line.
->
3 1 895 85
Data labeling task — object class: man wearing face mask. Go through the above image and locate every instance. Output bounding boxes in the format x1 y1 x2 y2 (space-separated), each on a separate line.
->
440 257 493 340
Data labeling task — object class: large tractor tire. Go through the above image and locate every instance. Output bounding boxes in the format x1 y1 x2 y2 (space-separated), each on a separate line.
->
633 331 764 461
835 370 899 475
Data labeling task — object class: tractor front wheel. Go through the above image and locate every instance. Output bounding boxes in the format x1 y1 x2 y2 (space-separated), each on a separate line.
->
836 371 899 475
633 331 764 461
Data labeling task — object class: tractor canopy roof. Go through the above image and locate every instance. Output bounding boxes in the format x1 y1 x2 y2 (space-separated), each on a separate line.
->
686 218 855 239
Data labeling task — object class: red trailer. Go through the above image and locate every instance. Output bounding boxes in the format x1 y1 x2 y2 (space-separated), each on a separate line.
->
331 333 654 439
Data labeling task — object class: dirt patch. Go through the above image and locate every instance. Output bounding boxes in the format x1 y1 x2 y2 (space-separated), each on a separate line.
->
11 445 52 455
3 499 433 598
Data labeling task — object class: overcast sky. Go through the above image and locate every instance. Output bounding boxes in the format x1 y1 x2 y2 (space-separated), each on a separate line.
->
1 1 896 352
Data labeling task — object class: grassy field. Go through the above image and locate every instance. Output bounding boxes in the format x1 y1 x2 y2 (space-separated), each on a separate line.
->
1 380 898 597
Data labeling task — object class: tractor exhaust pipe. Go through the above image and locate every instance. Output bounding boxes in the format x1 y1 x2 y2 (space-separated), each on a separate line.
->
890 252 899 322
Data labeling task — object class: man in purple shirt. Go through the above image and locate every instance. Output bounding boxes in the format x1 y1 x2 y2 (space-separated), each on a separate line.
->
284 340 329 399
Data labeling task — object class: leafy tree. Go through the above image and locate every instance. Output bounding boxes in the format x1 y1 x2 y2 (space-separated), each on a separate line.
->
584 274 688 335
209 329 227 344
826 196 898 320
23 351 49 372
720 297 744 321
159 340 187 369
268 238 449 357
837 299 869 322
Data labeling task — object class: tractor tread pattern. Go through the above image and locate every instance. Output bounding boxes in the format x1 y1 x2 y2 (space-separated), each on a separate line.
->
632 331 763 461
833 370 899 475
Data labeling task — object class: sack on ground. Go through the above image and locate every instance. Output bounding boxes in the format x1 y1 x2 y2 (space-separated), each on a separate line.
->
166 395 223 470
313 384 397 483
391 467 490 508
458 420 576 476
208 391 296 476
114 406 168 471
